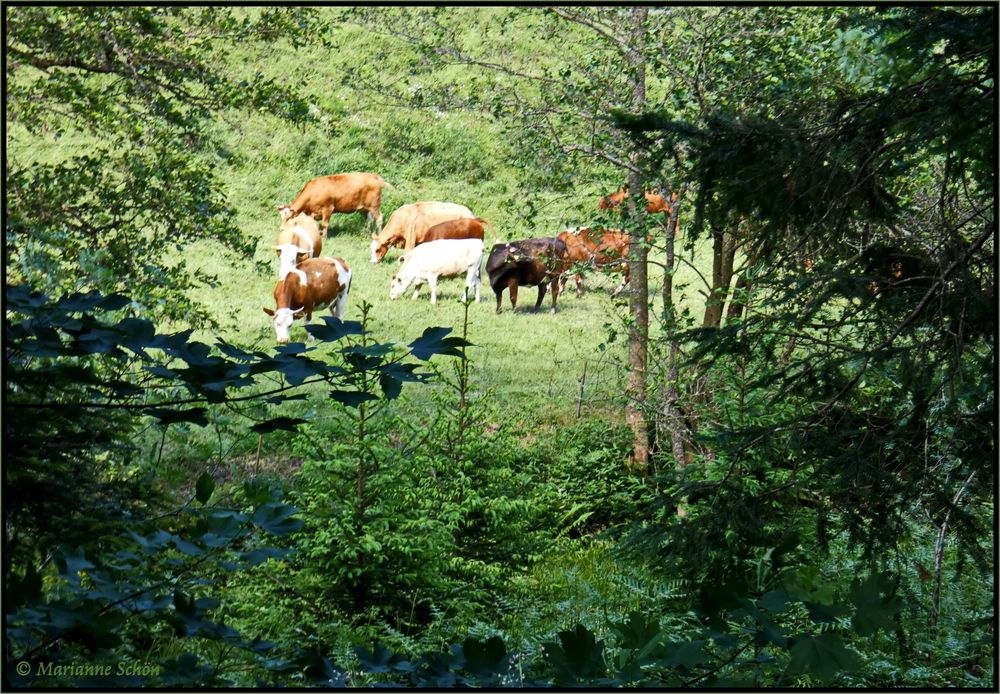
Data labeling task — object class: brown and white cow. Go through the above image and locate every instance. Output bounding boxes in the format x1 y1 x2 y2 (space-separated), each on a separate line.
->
262 257 352 344
369 201 474 263
485 237 571 314
277 172 393 236
557 227 631 297
274 212 322 280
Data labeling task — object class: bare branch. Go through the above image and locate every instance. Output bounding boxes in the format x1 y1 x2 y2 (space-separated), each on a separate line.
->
548 7 629 53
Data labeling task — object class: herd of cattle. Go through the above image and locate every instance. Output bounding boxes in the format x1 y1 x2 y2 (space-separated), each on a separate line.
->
262 171 675 344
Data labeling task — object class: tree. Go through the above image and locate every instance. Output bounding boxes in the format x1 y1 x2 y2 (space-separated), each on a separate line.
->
4 282 469 685
5 6 325 325
339 6 704 467
622 4 994 616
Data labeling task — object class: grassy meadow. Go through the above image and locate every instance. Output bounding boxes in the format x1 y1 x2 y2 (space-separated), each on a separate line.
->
5 7 716 431
179 101 714 430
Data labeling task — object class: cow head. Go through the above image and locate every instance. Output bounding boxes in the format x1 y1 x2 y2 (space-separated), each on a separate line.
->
370 237 388 264
275 243 309 279
262 305 304 344
277 205 295 222
388 273 411 300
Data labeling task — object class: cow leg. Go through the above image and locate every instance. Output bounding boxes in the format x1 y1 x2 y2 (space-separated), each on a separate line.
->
332 293 348 320
575 273 584 298
429 276 438 305
611 276 626 297
610 263 631 297
494 287 504 314
509 281 519 312
533 283 547 312
550 277 561 314
304 310 315 341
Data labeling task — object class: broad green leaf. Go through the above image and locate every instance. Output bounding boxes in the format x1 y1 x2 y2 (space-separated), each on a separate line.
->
787 633 861 682
330 389 379 407
849 572 904 636
379 372 403 399
250 416 308 433
195 472 215 505
146 407 209 427
408 326 471 361
543 624 606 684
251 502 303 536
461 636 508 677
304 316 364 341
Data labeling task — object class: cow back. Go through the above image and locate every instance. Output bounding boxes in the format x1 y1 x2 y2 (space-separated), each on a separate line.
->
275 257 347 309
295 172 387 211
422 217 487 244
486 237 568 288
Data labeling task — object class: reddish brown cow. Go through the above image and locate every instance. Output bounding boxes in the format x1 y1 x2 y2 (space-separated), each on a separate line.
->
278 172 392 236
422 217 488 244
558 227 631 297
598 187 629 210
598 187 675 215
369 201 474 263
262 257 352 344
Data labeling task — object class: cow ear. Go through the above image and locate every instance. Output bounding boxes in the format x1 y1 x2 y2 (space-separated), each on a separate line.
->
263 307 275 316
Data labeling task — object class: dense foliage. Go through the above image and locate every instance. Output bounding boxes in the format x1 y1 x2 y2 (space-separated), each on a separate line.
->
4 5 994 689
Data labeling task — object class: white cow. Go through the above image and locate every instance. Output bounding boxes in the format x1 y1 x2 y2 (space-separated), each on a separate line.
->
389 238 483 304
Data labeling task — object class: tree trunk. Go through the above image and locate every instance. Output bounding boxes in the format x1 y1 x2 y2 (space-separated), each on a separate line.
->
624 6 649 470
703 228 737 329
659 193 690 514
660 194 688 466
726 274 749 322
930 471 977 631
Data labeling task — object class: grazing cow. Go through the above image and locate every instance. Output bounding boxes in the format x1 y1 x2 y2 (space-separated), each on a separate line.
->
598 187 673 214
274 212 322 280
598 186 628 210
486 237 571 314
422 216 488 244
262 257 352 344
389 238 484 304
278 172 392 236
557 227 631 297
369 201 474 263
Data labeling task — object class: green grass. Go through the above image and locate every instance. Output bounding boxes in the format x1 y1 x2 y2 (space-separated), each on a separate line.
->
11 8 717 432
182 205 714 426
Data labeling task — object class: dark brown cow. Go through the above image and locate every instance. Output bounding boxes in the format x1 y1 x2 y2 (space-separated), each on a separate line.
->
422 217 488 244
262 257 352 344
557 227 631 297
278 172 392 236
486 237 571 314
